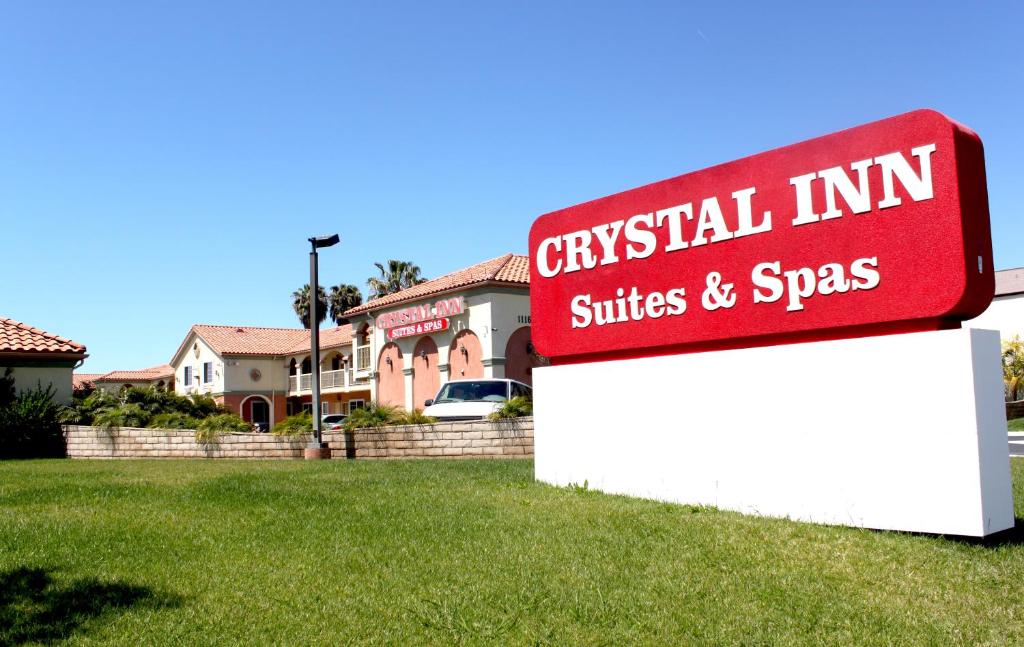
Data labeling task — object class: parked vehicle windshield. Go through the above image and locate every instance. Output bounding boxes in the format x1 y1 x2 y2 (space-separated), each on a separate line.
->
435 381 508 403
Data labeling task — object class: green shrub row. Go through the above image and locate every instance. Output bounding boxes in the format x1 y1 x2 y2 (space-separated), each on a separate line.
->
0 369 65 459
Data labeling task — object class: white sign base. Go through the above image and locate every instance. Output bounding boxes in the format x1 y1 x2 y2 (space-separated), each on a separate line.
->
534 328 1014 537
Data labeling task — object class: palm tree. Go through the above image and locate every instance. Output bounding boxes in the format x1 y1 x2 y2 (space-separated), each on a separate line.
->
367 260 427 299
328 284 363 325
292 284 328 329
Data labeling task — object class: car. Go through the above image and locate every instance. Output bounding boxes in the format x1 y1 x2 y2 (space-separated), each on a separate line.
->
422 378 532 421
321 413 347 430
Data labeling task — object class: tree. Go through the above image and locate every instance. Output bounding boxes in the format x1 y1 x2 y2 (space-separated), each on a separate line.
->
367 260 426 299
1004 335 1024 401
292 284 328 329
328 284 363 325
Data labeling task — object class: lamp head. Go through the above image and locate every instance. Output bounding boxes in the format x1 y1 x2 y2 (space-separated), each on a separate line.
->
310 234 340 249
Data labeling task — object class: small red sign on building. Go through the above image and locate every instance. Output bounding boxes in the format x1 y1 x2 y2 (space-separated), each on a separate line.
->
529 110 993 362
387 318 450 341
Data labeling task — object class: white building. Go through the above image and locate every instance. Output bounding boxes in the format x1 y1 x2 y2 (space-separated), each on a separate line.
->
168 323 371 428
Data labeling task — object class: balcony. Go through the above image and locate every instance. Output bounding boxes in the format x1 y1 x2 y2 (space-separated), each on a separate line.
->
287 369 361 394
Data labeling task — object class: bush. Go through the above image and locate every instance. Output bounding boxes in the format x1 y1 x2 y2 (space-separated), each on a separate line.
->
92 402 150 432
148 412 200 430
488 396 533 420
397 409 437 425
62 386 229 429
0 383 66 459
343 403 404 431
59 388 118 425
273 412 313 436
195 413 251 443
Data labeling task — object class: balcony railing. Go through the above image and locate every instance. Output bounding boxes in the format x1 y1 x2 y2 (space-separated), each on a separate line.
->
288 369 353 394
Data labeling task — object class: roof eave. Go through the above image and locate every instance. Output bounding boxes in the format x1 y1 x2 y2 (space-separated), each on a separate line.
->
344 280 529 318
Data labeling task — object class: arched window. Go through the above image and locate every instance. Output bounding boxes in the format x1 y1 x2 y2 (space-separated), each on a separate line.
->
289 359 297 376
301 357 312 375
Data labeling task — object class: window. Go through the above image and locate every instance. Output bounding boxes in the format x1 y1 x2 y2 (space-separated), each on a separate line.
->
203 362 213 384
184 366 192 386
348 399 365 413
322 402 330 415
512 382 533 399
302 403 313 414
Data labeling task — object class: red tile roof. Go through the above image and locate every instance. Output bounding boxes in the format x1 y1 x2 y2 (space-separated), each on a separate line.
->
285 325 353 355
72 373 104 389
344 254 530 316
172 324 354 363
0 317 87 356
96 364 175 383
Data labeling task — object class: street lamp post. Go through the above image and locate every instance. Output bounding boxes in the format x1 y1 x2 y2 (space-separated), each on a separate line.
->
307 233 339 458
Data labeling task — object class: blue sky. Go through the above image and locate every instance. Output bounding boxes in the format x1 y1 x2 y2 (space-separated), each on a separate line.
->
2 1 1022 372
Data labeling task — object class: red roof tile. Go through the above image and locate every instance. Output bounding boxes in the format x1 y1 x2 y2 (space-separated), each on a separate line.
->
344 254 530 316
96 364 175 382
285 325 353 355
0 317 87 355
73 373 104 389
172 324 354 363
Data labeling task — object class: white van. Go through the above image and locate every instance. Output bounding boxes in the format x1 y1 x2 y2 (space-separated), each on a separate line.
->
422 378 532 421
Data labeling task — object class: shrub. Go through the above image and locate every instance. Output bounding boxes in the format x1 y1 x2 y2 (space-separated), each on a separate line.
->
195 413 251 443
343 403 404 431
148 412 200 430
92 402 150 432
0 383 65 459
398 409 437 425
62 386 230 428
60 388 119 425
488 396 533 420
273 413 313 436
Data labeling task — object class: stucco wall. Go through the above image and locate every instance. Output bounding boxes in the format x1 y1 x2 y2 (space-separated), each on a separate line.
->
223 356 290 394
3 365 73 404
356 287 531 408
173 334 224 396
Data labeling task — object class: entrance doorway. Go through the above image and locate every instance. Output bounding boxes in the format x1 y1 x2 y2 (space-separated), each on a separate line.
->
250 398 270 432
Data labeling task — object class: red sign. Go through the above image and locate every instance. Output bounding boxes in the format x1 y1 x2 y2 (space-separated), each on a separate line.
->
377 297 464 330
529 110 993 362
387 318 449 341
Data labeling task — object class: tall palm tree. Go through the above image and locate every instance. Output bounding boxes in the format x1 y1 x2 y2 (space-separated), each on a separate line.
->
328 284 363 325
291 284 328 329
367 260 426 299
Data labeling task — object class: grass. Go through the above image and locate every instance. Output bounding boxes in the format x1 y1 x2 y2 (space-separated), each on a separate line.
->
1 459 1024 645
1009 417 1024 431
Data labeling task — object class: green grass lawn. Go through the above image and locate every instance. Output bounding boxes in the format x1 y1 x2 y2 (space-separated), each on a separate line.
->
1009 417 1024 431
2 459 1024 646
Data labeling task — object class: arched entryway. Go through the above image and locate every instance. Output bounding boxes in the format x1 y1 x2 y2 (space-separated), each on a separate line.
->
240 395 271 431
377 343 405 408
504 326 547 386
449 329 483 379
412 336 440 409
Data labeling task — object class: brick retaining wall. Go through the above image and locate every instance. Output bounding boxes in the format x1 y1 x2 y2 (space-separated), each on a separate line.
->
323 417 533 460
65 426 309 459
64 417 534 460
